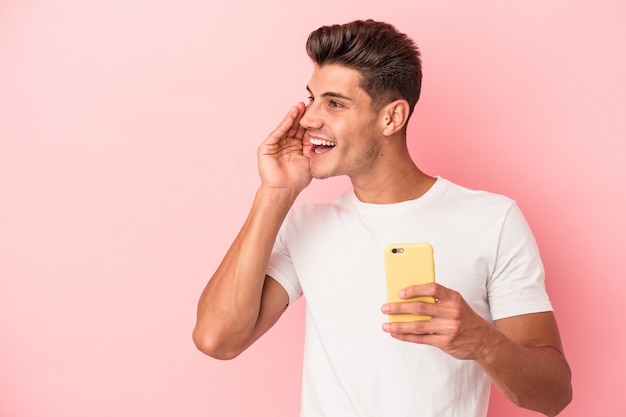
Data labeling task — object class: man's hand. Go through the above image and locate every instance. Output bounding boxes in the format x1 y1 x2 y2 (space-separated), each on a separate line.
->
381 283 495 360
382 283 572 416
258 102 312 195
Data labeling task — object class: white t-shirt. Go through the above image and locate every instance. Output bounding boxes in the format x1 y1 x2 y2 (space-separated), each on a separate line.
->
267 177 552 417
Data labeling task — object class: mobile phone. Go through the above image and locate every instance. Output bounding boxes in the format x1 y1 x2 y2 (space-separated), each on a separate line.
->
384 242 436 322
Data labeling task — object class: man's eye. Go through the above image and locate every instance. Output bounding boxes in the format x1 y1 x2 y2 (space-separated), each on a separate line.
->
329 101 342 108
307 96 314 103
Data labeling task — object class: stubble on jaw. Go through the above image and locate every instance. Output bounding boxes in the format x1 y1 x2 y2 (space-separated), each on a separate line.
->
308 132 380 180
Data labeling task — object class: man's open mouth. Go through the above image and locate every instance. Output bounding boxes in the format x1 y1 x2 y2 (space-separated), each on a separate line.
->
310 137 337 154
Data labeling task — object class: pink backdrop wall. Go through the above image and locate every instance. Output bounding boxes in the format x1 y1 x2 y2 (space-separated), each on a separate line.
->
1 1 624 416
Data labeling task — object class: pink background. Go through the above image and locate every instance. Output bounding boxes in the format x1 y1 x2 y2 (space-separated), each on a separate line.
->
1 1 624 416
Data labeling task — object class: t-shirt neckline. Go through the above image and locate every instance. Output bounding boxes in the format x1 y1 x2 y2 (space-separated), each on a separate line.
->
349 176 447 215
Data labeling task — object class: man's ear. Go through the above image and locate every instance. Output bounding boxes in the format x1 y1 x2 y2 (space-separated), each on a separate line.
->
381 99 410 136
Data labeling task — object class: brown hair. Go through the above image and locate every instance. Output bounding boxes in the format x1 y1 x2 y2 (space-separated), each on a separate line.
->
305 19 422 116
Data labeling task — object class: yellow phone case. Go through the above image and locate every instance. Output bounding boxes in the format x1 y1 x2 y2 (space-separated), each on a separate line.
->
384 242 436 322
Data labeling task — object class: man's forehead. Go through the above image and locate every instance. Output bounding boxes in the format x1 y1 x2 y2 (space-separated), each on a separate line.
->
306 64 365 98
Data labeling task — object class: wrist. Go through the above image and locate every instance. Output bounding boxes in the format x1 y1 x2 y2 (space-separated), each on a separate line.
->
253 186 301 218
476 325 513 367
257 185 301 204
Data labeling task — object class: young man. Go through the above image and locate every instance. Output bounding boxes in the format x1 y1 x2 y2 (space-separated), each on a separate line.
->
193 20 572 417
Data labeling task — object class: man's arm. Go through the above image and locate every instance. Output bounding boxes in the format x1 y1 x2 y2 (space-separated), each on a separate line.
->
488 311 572 415
192 189 295 360
382 284 572 416
193 103 311 359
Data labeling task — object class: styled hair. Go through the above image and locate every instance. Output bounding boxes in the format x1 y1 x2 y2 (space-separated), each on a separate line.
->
306 19 422 116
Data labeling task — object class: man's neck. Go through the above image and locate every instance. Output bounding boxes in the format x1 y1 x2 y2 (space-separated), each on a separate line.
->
350 160 436 204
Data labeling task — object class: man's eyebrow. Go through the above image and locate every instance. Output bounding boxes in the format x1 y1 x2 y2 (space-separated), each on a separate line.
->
306 85 354 101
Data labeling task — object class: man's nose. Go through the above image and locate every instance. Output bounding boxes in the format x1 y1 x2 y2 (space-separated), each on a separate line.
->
299 103 321 130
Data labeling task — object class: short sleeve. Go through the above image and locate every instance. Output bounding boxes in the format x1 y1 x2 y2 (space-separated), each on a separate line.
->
266 218 303 307
487 202 553 320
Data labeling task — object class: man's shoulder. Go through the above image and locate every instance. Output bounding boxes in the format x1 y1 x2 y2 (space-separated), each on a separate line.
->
436 177 515 209
288 188 354 220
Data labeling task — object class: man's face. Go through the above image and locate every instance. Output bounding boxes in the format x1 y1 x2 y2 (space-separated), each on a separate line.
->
300 64 383 180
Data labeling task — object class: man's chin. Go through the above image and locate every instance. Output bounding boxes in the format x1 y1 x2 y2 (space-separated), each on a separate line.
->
310 169 334 180
311 173 330 180
309 159 341 180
